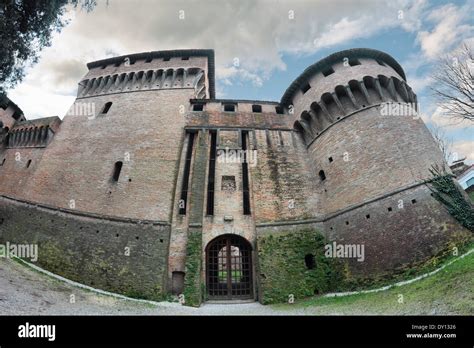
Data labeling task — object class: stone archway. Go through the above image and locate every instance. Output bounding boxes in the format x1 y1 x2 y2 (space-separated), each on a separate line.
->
206 234 253 300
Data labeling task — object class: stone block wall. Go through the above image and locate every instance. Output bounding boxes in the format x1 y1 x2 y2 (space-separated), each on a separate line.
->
0 196 170 300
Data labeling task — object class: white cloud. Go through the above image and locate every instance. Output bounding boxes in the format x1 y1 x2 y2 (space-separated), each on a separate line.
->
9 82 76 119
288 0 429 53
313 17 369 49
0 1 401 118
217 66 263 87
417 3 473 60
5 0 472 122
397 0 428 32
452 140 474 164
405 74 433 93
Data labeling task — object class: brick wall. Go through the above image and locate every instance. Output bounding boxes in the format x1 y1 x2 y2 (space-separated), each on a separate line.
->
0 89 194 221
308 105 445 214
0 49 471 304
250 129 320 223
321 185 471 277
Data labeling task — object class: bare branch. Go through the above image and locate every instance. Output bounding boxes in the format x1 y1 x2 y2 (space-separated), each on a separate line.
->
428 124 453 163
430 44 474 122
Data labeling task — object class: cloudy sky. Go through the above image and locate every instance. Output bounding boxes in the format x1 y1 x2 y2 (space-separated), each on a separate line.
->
8 0 474 163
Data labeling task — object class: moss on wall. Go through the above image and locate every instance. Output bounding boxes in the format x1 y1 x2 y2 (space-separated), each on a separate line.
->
340 239 473 291
257 228 472 305
182 229 203 307
0 198 170 302
428 166 474 232
257 228 344 304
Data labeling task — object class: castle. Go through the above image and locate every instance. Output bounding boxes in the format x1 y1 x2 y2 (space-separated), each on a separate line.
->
0 48 470 305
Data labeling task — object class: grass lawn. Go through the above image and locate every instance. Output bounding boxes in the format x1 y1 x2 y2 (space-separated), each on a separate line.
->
218 270 243 282
272 250 474 315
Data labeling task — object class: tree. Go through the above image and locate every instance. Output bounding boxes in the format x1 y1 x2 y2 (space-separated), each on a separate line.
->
0 0 96 93
428 124 453 164
431 43 474 122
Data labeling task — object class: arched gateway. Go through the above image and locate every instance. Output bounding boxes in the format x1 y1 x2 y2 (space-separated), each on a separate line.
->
206 235 253 300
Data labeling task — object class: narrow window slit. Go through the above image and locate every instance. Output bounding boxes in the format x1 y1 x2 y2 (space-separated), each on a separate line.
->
206 131 217 215
179 132 195 215
112 161 123 182
241 130 251 215
101 102 112 114
319 170 326 181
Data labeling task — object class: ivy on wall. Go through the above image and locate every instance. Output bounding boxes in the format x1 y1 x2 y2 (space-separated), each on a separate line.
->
428 165 474 232
257 229 344 304
182 229 203 307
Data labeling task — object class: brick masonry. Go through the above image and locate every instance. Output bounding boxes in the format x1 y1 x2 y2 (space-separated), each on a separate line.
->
0 48 471 304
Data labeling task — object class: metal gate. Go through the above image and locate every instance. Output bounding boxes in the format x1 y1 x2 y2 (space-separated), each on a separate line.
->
206 235 253 300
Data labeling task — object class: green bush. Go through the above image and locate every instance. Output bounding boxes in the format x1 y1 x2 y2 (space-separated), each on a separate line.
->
428 165 474 232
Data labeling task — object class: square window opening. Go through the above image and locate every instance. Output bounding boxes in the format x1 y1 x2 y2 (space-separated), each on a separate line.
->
252 105 262 113
224 104 236 112
193 104 204 111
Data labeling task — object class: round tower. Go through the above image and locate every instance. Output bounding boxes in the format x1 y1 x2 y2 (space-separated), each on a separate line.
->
283 48 471 277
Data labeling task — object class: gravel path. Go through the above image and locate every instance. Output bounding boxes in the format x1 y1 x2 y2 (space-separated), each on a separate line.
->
0 258 303 315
